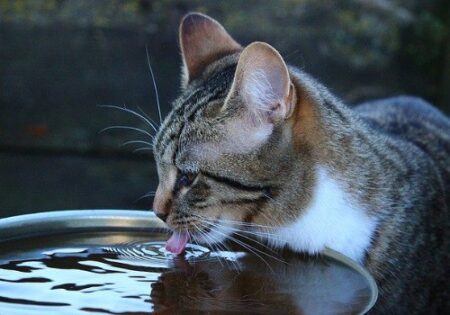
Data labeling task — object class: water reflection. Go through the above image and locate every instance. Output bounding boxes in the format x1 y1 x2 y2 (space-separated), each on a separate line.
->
0 233 373 314
150 253 370 315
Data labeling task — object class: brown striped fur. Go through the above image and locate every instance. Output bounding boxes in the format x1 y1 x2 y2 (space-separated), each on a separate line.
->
153 13 449 314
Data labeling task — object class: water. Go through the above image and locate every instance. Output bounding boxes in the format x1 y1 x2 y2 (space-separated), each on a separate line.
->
0 232 374 314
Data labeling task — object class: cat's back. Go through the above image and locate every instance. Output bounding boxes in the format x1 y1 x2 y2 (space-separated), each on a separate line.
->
354 96 449 314
355 96 450 182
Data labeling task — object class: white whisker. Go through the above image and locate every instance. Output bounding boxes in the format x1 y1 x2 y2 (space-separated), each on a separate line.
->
145 46 162 124
98 104 158 133
137 105 160 130
193 221 225 268
100 125 154 138
197 221 282 271
133 147 153 153
212 228 275 272
194 222 240 270
121 140 153 148
204 220 281 257
213 218 275 230
135 190 156 202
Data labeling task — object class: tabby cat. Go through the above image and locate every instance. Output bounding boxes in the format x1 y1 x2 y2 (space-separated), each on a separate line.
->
152 13 449 314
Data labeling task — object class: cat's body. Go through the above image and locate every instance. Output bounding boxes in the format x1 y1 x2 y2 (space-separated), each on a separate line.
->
354 97 449 314
153 13 449 314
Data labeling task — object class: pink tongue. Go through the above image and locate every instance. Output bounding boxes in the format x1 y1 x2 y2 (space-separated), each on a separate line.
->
165 231 190 255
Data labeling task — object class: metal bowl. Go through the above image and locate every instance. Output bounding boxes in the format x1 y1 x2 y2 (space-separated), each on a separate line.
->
0 210 378 314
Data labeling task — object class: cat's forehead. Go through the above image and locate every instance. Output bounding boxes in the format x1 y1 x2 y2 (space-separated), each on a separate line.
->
153 58 238 166
178 63 237 109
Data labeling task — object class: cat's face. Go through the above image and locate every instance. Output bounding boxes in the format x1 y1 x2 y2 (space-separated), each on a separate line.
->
153 13 304 245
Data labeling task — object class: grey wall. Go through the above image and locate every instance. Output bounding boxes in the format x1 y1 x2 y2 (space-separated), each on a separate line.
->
0 0 448 217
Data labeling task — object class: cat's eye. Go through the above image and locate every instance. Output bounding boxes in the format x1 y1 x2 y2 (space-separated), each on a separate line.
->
175 172 197 191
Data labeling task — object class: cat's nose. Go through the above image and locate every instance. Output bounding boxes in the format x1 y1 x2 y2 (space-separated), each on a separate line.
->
153 185 172 223
155 212 169 222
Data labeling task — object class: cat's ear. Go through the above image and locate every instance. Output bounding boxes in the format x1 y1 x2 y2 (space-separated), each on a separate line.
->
179 12 241 85
227 42 295 123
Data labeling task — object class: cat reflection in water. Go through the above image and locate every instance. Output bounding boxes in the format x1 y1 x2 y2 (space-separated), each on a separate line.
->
151 12 449 315
150 253 370 315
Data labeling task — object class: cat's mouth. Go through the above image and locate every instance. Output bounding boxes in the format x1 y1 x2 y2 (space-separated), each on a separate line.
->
165 230 190 255
165 227 211 255
165 219 234 255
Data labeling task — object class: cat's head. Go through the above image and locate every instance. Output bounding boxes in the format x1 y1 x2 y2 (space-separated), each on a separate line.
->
153 13 317 245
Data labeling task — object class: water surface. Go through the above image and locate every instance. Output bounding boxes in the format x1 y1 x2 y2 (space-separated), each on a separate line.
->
0 232 373 314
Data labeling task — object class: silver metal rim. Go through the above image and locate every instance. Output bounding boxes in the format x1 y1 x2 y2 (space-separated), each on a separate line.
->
0 209 378 314
0 209 165 242
323 248 379 314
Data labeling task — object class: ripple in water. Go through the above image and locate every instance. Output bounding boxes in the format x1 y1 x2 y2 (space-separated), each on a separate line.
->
0 232 374 315
43 248 89 256
102 241 246 268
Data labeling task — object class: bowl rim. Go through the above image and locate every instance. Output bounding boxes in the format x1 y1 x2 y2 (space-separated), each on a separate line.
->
0 209 378 314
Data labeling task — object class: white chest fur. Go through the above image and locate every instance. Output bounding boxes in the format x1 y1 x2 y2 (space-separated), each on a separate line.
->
270 167 377 263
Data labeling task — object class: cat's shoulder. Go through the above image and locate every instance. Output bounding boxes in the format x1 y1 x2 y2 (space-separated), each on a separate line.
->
354 95 450 128
354 95 450 179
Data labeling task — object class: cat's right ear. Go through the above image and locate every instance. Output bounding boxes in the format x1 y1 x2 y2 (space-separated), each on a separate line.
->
226 42 296 124
179 12 241 86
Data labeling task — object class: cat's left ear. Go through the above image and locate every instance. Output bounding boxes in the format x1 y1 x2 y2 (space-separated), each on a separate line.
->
227 42 296 123
180 12 242 85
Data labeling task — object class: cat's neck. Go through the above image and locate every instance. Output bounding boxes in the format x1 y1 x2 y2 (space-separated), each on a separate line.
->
289 69 395 212
271 166 377 263
269 70 391 262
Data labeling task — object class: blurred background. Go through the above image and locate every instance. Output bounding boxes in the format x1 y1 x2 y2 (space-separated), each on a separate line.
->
0 0 449 218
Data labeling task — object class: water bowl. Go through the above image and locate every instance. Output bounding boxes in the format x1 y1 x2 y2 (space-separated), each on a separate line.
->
0 210 377 314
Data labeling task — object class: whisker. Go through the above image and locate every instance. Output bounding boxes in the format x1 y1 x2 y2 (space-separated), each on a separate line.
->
198 217 284 259
137 105 160 130
98 104 158 133
133 147 153 153
197 221 282 271
192 222 225 268
145 46 162 124
200 217 278 238
209 227 276 272
134 191 156 203
204 220 280 256
237 229 277 240
212 218 275 230
227 229 279 253
194 222 240 270
121 140 153 148
191 214 278 242
201 219 276 241
214 240 241 271
100 125 154 138
193 222 227 267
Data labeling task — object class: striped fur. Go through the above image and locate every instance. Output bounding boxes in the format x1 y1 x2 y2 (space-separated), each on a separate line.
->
153 13 449 314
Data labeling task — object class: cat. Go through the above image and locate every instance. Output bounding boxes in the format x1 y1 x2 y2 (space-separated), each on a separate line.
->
152 12 449 314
